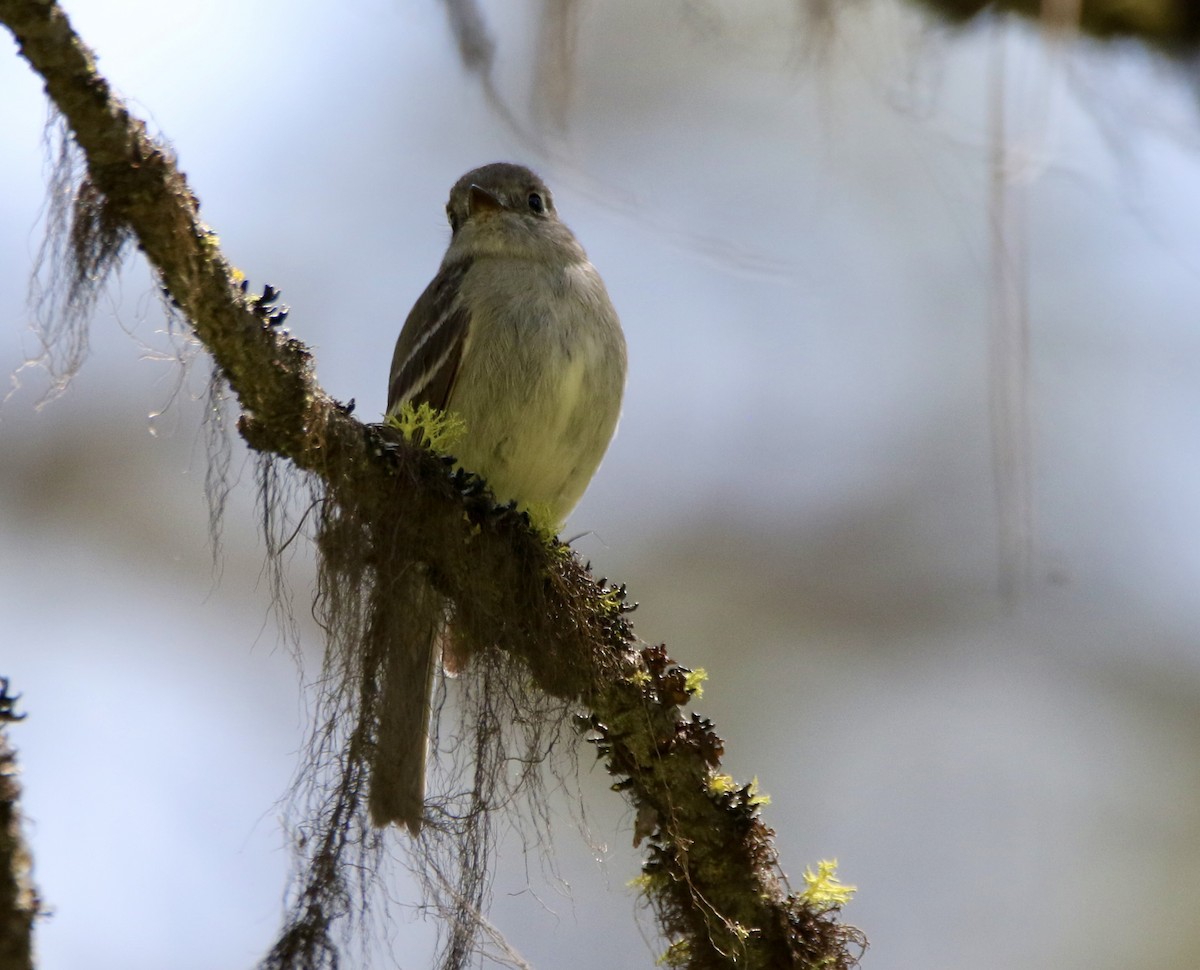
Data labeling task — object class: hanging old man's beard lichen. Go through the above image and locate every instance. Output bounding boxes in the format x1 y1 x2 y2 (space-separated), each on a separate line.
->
261 432 597 970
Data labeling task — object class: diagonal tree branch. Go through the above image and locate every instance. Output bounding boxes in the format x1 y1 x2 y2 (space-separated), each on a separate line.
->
0 681 36 970
0 2 862 968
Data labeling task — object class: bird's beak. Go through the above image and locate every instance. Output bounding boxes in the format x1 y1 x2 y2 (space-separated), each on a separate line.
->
468 184 504 216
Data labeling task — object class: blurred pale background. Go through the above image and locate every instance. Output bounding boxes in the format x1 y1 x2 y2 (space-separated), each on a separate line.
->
3 2 1200 968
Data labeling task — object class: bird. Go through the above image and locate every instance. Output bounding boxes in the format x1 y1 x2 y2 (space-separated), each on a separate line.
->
369 162 627 833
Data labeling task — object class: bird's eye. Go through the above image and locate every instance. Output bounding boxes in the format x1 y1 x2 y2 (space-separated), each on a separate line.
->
527 192 545 214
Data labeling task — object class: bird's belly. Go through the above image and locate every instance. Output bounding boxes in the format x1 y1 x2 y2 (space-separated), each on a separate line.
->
450 334 619 525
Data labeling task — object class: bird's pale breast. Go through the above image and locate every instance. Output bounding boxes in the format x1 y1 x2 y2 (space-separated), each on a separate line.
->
448 257 626 523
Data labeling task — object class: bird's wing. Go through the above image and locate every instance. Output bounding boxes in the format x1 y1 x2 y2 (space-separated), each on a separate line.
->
388 258 473 413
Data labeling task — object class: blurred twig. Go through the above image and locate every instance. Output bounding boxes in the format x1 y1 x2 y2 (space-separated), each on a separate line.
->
532 0 581 131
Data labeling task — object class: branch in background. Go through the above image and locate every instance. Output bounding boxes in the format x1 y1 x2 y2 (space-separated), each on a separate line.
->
0 680 36 970
445 0 1200 93
912 0 1200 53
0 3 862 969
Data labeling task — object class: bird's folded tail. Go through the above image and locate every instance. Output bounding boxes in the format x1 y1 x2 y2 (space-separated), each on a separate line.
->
367 577 442 834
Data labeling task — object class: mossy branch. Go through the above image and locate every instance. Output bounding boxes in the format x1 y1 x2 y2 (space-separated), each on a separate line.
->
0 2 862 968
0 681 36 970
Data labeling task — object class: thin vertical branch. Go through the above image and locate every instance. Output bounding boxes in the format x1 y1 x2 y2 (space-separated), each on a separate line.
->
987 27 1035 606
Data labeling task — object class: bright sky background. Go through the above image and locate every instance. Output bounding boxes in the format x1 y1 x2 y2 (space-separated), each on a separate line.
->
4 2 1200 969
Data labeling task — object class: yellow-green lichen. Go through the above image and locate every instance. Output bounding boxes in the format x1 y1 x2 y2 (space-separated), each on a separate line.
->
799 859 856 908
707 772 736 795
746 776 770 807
386 401 466 453
521 500 563 542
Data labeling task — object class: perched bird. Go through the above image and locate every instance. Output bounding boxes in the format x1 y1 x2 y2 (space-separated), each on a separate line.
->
370 162 627 832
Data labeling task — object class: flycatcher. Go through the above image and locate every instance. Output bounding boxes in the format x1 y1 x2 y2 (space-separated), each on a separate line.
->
371 162 627 832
